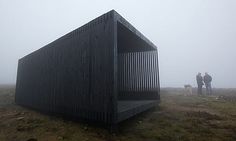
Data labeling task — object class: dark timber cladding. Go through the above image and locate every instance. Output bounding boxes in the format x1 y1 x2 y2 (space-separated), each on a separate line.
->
15 10 160 125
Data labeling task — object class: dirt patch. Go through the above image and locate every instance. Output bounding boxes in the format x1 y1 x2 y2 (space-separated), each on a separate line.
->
185 111 222 120
217 95 236 102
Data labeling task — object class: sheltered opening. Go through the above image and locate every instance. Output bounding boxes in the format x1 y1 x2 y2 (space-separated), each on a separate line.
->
117 22 159 122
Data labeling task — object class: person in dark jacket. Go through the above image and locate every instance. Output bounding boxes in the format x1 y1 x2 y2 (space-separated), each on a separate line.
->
196 72 204 95
204 72 212 95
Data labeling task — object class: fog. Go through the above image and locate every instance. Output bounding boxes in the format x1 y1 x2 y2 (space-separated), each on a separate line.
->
0 0 235 88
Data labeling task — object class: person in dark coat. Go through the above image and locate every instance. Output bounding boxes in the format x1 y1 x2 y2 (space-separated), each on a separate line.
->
196 72 204 95
204 72 212 95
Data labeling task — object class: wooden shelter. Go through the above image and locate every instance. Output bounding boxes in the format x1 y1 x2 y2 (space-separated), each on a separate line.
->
15 10 160 126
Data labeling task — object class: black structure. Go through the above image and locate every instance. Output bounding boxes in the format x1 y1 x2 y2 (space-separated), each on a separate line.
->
15 10 160 126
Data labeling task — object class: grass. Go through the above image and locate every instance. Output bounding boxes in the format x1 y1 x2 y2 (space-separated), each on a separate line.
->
0 86 236 141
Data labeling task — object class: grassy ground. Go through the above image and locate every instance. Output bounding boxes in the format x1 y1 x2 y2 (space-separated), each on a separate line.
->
0 86 236 141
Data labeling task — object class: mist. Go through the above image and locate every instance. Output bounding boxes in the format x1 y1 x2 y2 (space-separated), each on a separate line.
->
0 0 236 88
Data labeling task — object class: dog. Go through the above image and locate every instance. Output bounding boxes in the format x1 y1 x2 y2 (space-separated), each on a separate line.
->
184 84 193 96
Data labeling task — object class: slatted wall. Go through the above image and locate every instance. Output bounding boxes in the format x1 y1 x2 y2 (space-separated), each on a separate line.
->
15 11 116 125
118 51 159 100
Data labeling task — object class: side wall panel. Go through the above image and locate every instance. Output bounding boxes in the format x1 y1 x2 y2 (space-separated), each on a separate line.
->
15 12 115 124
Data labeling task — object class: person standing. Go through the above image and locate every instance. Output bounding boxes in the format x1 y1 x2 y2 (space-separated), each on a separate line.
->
196 73 204 95
204 72 212 95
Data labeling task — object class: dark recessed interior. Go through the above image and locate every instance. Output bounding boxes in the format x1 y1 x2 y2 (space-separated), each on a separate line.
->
117 22 155 53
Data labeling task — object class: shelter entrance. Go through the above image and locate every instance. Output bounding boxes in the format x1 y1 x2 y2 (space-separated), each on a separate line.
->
117 21 159 122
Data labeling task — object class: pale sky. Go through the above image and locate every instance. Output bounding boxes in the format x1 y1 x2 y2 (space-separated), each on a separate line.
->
0 0 236 88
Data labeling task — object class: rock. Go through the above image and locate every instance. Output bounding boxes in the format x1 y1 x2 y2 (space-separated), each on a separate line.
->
57 136 64 140
16 117 24 120
83 126 88 131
